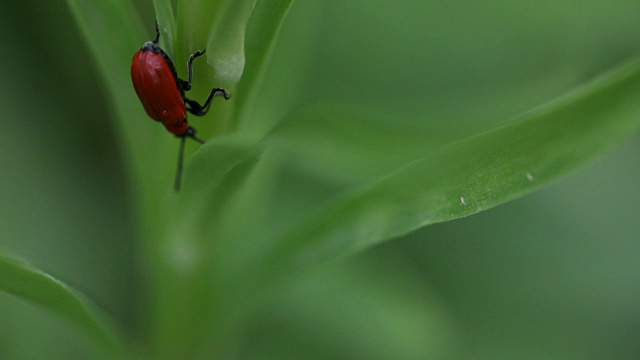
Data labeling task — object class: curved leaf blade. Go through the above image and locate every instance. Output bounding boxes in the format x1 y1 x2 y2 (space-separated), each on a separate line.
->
0 253 124 357
234 0 295 131
206 0 257 86
281 57 640 266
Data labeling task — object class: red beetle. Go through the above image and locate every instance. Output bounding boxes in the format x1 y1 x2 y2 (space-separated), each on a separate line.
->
131 21 230 190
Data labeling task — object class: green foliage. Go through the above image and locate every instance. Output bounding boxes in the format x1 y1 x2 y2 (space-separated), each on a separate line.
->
1 0 640 358
0 254 123 358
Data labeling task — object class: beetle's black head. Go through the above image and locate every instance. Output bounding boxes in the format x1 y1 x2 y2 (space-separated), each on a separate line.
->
180 127 205 144
142 41 160 52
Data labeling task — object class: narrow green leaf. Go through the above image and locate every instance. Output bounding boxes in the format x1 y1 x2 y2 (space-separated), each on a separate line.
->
0 253 124 357
65 0 177 196
278 57 640 266
206 0 257 87
234 0 295 131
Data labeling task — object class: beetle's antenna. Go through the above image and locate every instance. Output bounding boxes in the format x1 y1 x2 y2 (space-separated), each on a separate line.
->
174 136 186 191
174 134 206 191
153 20 160 44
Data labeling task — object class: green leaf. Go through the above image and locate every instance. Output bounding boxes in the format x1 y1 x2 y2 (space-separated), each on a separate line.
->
233 0 295 131
217 257 456 359
274 57 640 266
65 0 178 197
206 0 257 87
0 253 124 357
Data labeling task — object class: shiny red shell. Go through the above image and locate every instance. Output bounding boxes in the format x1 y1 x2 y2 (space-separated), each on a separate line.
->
131 48 188 136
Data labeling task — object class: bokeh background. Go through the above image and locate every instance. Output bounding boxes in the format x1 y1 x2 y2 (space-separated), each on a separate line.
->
1 0 640 358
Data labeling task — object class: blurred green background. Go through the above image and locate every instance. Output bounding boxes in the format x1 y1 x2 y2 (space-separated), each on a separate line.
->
1 0 640 358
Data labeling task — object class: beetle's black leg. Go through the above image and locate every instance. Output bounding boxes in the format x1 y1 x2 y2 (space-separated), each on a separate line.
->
180 50 206 91
178 48 231 116
189 133 205 144
185 88 231 116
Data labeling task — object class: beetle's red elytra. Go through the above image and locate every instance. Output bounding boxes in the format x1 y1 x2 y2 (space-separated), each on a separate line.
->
131 21 230 191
